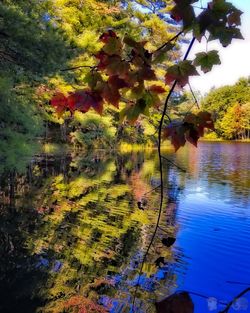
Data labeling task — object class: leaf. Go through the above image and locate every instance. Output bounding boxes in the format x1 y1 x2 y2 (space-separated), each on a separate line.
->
148 85 166 94
208 25 244 47
50 92 68 114
124 36 151 64
84 71 103 89
97 81 121 108
67 90 102 114
105 55 130 78
89 91 104 114
163 112 214 150
108 75 130 89
193 50 221 73
162 237 176 247
120 99 149 124
137 65 156 81
99 30 117 43
155 257 165 267
67 91 91 113
227 9 243 26
153 43 175 64
156 292 194 313
102 36 122 56
165 60 199 87
170 3 195 28
163 122 187 151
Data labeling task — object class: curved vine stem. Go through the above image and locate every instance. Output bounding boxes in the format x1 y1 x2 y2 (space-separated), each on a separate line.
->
131 37 196 312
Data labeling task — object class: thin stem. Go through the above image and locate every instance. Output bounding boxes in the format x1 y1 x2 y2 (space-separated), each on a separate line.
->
155 31 183 53
132 37 196 312
161 155 186 173
219 288 250 313
143 185 161 196
188 82 200 109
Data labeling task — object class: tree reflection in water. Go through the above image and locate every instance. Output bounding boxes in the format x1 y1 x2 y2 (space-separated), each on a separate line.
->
0 151 183 313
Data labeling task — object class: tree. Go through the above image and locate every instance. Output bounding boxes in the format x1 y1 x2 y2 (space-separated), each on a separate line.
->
202 78 250 139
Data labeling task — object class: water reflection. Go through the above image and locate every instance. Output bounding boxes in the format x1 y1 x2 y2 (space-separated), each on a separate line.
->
0 142 250 313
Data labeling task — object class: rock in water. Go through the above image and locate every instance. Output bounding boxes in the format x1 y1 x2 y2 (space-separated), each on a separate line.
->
155 291 194 313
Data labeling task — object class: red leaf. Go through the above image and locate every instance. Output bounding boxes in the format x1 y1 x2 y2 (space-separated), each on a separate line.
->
165 73 177 85
108 75 130 89
99 30 117 43
89 91 104 114
138 66 156 81
163 123 186 151
67 91 92 113
99 82 121 108
50 93 68 113
148 85 166 94
185 127 200 147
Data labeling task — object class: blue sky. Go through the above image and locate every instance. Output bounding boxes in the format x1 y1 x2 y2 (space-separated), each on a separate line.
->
188 0 250 94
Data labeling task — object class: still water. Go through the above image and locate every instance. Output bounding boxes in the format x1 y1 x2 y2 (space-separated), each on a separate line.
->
0 142 249 313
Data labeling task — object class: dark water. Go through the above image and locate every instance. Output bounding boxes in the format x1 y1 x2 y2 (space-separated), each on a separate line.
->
0 142 249 313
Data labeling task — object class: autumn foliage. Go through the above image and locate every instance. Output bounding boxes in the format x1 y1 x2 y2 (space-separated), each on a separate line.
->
50 0 243 151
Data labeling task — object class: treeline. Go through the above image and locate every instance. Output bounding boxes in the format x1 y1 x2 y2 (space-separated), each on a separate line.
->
0 0 181 173
201 78 250 140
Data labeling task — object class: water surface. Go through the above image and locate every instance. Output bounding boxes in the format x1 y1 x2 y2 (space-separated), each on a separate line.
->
0 142 249 313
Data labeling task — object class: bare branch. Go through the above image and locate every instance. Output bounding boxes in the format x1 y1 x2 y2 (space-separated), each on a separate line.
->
61 65 96 72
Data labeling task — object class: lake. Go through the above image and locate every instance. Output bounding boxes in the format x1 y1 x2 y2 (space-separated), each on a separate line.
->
0 142 249 313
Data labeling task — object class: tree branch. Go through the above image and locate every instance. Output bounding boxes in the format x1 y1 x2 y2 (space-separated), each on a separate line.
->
60 65 96 72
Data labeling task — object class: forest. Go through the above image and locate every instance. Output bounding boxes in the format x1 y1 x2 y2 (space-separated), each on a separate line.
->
1 0 249 175
1 1 250 313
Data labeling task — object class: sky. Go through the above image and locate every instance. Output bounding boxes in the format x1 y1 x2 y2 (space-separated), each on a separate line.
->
188 0 250 94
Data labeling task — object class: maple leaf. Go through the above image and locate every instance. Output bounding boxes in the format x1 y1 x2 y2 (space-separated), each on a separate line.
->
89 91 104 114
97 81 121 108
170 3 195 28
227 9 243 26
67 91 92 113
137 66 157 81
193 50 221 73
124 36 152 65
99 30 117 43
165 60 199 87
84 71 103 89
105 55 130 78
163 112 214 150
208 25 243 47
102 36 122 56
153 42 175 64
108 75 130 89
163 122 187 151
120 99 149 124
50 92 68 114
148 85 166 94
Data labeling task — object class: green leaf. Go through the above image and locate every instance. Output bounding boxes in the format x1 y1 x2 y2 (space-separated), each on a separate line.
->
194 50 221 73
102 37 122 55
152 43 175 64
120 99 149 124
208 26 244 47
165 60 199 87
170 3 195 29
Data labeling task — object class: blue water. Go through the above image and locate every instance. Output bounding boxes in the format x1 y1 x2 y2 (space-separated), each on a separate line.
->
174 142 250 312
